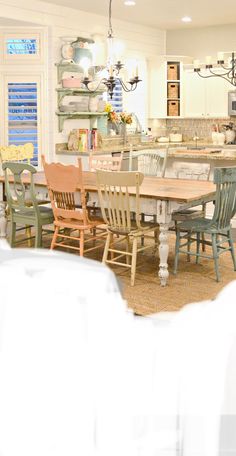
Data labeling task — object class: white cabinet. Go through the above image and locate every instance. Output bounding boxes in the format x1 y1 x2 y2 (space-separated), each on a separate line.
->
184 71 205 117
148 57 166 118
183 70 229 117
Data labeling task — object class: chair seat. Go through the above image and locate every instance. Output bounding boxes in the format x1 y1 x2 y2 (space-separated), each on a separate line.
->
108 221 159 236
54 216 104 231
25 198 49 207
177 217 230 234
172 208 205 222
12 206 54 222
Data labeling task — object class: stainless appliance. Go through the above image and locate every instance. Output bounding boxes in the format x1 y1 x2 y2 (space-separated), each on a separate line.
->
228 91 236 115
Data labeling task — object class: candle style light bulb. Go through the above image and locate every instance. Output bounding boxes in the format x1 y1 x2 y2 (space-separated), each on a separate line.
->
217 51 224 62
205 55 212 65
193 59 200 69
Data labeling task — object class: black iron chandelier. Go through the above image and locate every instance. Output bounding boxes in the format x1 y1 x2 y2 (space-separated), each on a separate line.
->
194 52 236 86
81 0 141 98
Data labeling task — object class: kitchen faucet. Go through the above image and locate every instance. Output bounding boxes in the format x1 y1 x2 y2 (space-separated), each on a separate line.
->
130 112 142 134
193 131 199 149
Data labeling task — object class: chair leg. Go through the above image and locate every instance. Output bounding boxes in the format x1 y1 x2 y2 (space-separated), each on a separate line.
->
126 236 131 265
196 232 200 264
187 232 191 262
80 230 84 256
201 233 206 252
211 233 220 282
174 230 180 274
103 232 111 263
131 237 138 286
110 233 114 260
25 225 32 247
51 226 59 250
141 213 145 247
10 221 16 247
92 227 96 247
35 224 42 248
228 229 236 271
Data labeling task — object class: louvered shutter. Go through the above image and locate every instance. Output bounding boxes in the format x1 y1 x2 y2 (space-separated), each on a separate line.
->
7 82 39 166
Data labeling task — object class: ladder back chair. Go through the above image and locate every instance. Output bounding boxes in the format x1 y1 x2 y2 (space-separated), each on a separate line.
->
172 162 211 255
88 152 124 216
2 162 54 248
89 152 123 172
42 156 105 256
174 166 236 282
96 170 159 286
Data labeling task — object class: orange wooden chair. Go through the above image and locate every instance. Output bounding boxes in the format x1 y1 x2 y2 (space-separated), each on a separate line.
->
42 155 105 256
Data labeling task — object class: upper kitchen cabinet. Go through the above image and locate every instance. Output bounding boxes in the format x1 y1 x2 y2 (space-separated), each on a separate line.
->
148 56 192 119
183 69 229 118
148 57 166 118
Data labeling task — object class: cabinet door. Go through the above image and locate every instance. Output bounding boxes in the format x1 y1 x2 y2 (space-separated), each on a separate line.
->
183 70 205 117
205 77 229 117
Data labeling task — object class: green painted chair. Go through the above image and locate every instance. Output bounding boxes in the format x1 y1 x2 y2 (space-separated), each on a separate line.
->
174 167 236 282
3 162 54 248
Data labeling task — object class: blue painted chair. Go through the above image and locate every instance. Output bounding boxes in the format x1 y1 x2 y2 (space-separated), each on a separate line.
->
174 167 236 282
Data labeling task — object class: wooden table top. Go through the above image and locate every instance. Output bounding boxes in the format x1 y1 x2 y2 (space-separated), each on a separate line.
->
0 171 216 203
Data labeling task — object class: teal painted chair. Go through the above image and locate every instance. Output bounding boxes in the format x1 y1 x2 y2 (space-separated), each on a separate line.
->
174 167 236 282
3 162 54 248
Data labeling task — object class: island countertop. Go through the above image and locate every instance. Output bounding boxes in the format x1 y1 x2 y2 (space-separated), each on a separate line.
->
56 142 236 160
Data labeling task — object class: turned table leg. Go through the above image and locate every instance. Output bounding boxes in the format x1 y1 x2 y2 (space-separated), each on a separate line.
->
158 222 170 286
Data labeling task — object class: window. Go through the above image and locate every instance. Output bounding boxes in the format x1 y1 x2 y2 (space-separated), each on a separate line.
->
3 32 42 63
7 38 37 55
5 78 41 167
0 28 47 168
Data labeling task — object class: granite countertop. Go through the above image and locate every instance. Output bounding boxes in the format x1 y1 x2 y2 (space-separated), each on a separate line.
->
56 141 236 160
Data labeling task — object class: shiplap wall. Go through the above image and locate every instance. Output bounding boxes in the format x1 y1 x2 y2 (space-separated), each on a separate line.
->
0 0 166 161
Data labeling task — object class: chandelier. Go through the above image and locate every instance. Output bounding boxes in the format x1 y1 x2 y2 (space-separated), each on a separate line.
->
193 51 236 86
81 0 141 99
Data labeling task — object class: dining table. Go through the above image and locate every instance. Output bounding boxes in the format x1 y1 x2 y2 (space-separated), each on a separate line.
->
0 171 216 286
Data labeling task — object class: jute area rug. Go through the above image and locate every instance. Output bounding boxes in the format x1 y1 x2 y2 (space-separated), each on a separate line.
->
13 231 236 316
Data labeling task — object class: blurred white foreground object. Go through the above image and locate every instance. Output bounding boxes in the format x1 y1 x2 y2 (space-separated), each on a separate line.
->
0 245 236 455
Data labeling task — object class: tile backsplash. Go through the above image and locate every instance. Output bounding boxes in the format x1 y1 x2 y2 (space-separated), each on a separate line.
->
148 117 236 142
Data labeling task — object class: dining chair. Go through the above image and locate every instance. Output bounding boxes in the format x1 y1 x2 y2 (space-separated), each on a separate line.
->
0 143 34 165
0 143 49 244
96 169 159 286
2 161 54 248
128 148 168 177
129 149 168 228
172 162 211 254
89 151 123 171
42 155 105 256
174 166 236 282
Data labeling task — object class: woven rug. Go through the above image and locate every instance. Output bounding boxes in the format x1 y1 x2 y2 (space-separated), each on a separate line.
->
13 230 236 316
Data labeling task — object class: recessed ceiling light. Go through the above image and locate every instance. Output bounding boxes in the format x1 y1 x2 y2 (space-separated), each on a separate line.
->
181 16 192 22
124 0 136 5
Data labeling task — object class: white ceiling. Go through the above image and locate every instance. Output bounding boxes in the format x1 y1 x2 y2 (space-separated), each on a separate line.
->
40 0 236 30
